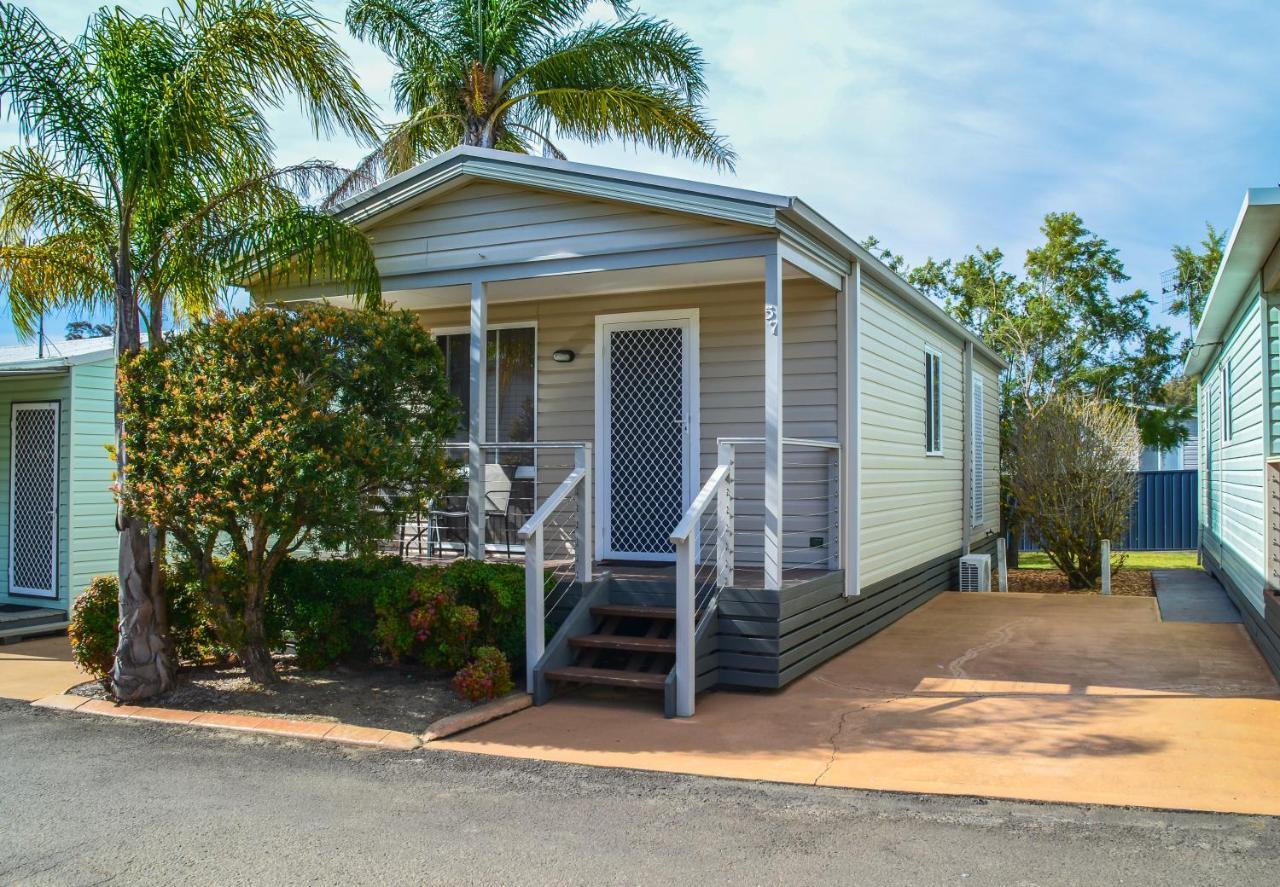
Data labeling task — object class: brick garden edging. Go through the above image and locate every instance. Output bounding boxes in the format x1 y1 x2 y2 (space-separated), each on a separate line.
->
31 694 420 750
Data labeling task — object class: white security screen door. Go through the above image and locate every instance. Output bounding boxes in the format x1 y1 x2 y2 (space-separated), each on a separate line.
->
597 311 698 561
10 402 59 598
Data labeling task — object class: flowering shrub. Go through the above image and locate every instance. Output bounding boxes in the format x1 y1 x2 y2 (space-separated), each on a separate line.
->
452 647 514 702
374 567 479 671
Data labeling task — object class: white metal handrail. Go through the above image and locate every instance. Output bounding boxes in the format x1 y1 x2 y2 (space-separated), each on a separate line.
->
515 443 592 689
669 447 735 718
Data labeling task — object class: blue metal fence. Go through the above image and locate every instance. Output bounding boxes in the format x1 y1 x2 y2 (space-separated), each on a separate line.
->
1018 469 1198 552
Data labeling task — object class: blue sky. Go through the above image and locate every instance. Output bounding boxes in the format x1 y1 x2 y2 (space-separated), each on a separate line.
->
6 0 1280 346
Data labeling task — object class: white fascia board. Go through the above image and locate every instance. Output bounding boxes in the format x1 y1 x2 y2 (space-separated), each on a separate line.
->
332 145 787 230
1186 187 1280 378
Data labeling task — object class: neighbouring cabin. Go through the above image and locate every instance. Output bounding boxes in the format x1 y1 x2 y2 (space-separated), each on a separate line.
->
0 337 117 642
255 147 1004 715
1187 187 1280 678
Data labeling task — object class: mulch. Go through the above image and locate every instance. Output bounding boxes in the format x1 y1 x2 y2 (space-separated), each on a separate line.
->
1004 568 1154 597
69 654 482 734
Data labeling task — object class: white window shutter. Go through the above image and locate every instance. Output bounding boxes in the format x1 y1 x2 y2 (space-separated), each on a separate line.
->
971 378 984 525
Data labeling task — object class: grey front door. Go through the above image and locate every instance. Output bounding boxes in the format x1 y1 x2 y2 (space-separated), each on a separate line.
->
9 402 59 598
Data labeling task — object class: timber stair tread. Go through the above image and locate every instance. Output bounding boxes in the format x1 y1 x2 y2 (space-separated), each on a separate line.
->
545 665 667 689
568 634 675 653
590 604 676 621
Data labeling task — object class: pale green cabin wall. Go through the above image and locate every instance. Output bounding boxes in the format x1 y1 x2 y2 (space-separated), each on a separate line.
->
1199 284 1266 614
0 355 117 611
67 358 119 602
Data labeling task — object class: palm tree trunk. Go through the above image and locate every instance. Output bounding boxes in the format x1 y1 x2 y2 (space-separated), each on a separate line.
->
109 233 175 702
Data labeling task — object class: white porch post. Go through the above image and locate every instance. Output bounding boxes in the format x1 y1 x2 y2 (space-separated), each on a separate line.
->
468 279 487 559
764 248 784 591
838 263 861 596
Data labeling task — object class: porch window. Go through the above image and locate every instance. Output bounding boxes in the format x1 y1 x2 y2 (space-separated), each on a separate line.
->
924 348 943 455
436 325 537 446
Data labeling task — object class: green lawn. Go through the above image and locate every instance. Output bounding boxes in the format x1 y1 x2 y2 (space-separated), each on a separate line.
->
1015 550 1201 571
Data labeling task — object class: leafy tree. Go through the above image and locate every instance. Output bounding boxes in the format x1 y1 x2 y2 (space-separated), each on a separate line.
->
913 213 1183 448
337 0 734 191
859 234 908 276
0 0 380 700
1006 394 1139 588
65 320 113 340
1167 222 1225 349
117 305 460 683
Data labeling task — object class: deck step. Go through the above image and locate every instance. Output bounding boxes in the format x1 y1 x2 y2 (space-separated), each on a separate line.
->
590 604 676 621
544 666 667 689
568 634 675 654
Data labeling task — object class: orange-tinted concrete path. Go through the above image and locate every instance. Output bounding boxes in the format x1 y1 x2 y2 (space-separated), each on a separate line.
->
0 634 83 701
435 592 1280 815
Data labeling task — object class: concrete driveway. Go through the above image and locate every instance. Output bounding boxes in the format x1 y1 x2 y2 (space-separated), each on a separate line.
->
436 591 1280 815
0 634 85 701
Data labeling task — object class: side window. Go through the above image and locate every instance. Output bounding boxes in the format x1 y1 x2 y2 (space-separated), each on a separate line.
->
924 348 942 455
971 376 985 525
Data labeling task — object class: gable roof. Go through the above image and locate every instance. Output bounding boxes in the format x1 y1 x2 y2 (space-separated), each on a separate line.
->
1185 187 1280 377
333 146 1004 367
0 336 114 374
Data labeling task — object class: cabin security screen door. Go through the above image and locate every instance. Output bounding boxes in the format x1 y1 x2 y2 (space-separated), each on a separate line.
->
596 310 699 562
9 402 59 598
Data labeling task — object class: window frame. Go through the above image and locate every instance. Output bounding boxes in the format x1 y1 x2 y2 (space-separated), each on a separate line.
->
924 346 944 456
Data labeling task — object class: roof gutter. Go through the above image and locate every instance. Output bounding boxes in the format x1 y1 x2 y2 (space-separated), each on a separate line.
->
1185 187 1280 378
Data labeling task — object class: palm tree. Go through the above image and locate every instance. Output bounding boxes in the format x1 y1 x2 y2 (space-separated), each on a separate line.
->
340 0 734 189
0 0 382 700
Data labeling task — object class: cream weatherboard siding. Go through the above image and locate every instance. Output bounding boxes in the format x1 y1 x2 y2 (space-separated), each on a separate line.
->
1200 288 1267 614
67 358 119 600
857 277 999 588
367 180 756 277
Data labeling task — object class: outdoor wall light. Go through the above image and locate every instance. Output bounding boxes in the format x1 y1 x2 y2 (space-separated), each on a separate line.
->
552 349 576 363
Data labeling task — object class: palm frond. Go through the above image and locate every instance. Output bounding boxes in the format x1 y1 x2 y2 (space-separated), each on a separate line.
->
0 145 113 241
0 232 112 337
0 3 111 182
513 15 708 102
524 84 736 171
219 206 382 309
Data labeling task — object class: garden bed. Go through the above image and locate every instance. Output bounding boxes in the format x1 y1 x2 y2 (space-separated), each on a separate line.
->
1005 568 1154 597
69 655 488 734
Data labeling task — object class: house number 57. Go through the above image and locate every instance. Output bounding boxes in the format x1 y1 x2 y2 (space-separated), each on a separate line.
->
765 305 779 335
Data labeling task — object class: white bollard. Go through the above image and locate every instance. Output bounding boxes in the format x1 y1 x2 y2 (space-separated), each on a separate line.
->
996 537 1009 593
1100 539 1111 595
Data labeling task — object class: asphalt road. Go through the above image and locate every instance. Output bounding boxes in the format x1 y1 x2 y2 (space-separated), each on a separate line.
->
1 699 1277 886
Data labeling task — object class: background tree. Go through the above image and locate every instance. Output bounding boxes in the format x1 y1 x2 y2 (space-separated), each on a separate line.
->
910 213 1183 449
337 0 733 192
65 320 113 340
1006 394 1139 588
118 306 460 683
1167 221 1225 356
0 0 380 700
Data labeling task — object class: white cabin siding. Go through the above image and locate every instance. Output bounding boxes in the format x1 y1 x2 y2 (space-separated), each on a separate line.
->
1200 288 1266 613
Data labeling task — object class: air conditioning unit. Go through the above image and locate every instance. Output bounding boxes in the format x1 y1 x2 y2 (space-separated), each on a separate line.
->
959 554 992 592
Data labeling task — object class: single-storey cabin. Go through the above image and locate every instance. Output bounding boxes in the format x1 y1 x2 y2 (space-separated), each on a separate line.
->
0 337 116 642
255 147 1004 715
1187 187 1280 678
